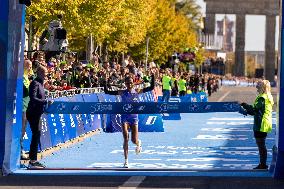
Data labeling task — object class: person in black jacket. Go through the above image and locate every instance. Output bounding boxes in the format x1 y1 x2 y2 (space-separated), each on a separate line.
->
104 73 155 168
26 66 48 168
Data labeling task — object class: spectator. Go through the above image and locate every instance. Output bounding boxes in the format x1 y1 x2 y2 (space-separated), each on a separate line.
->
161 69 172 102
26 66 49 168
178 75 187 96
21 58 33 160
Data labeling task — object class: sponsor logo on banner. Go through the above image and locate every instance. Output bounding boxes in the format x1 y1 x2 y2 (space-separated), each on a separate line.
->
90 103 113 113
146 116 157 125
204 105 212 110
189 103 199 111
223 103 239 111
123 104 134 113
72 105 80 111
57 103 66 111
158 103 179 113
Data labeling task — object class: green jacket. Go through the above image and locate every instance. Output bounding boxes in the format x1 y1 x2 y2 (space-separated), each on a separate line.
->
243 93 274 133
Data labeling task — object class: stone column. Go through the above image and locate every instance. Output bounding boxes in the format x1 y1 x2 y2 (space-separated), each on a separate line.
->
205 13 215 34
265 15 276 82
235 14 246 76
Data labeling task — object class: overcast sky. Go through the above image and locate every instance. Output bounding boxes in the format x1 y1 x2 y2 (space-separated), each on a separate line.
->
195 0 279 51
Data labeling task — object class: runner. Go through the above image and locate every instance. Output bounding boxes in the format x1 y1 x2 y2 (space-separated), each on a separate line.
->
104 73 155 168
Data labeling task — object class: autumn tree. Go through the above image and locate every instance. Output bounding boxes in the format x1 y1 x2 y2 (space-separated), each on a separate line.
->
26 0 203 63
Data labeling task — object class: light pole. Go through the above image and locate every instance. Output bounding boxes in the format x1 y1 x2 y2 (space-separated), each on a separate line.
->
145 36 149 70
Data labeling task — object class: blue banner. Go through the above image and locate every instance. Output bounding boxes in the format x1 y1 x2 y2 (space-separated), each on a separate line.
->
159 96 182 120
158 93 208 120
46 101 240 114
0 1 25 173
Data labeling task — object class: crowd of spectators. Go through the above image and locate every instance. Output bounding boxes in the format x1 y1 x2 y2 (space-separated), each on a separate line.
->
24 51 262 99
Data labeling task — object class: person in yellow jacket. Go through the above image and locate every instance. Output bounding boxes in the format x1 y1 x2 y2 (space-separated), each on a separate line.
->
240 80 274 170
161 69 172 102
21 58 34 160
178 75 187 96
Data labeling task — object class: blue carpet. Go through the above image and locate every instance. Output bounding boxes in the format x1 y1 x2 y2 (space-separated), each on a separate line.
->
36 112 276 170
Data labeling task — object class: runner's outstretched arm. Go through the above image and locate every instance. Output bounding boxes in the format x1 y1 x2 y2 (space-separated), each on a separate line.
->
104 81 120 95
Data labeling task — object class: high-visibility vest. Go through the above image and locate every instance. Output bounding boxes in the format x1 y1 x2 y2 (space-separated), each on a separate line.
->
178 79 187 92
162 75 171 90
253 93 274 133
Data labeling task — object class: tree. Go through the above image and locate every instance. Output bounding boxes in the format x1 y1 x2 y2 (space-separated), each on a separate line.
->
26 0 203 62
174 0 203 30
129 0 199 63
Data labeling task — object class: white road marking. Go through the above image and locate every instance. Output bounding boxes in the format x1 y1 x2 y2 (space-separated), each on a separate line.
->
209 117 253 121
192 135 248 140
201 128 250 131
217 90 231 102
119 176 146 189
205 122 252 125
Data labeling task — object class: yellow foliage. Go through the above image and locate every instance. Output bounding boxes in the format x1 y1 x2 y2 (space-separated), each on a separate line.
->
26 0 202 59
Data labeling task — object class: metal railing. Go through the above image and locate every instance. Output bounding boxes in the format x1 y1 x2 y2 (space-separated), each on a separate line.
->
46 87 104 99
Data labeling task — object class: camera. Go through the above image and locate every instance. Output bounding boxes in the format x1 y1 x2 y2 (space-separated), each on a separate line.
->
19 0 31 6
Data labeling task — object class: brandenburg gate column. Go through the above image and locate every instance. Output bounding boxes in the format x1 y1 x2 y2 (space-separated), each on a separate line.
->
265 15 276 82
235 14 246 76
205 13 215 34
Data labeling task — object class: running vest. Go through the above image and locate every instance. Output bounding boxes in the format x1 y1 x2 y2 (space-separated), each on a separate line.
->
253 93 274 133
121 89 139 102
178 79 186 92
162 75 171 90
121 89 139 118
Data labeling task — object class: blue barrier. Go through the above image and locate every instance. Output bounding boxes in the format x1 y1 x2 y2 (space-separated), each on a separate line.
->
23 92 164 151
23 94 102 151
22 91 237 151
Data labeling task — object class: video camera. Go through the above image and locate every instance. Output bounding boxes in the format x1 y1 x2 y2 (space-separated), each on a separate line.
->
19 0 31 6
40 15 68 52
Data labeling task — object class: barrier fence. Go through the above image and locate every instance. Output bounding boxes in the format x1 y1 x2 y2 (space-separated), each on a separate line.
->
23 88 238 153
22 90 163 151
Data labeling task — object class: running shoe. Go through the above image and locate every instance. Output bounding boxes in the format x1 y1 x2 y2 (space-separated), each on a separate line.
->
135 140 142 155
28 161 46 169
21 152 29 160
253 164 268 170
123 161 129 168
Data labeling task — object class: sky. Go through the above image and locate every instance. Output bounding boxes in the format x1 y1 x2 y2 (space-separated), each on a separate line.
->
195 0 279 51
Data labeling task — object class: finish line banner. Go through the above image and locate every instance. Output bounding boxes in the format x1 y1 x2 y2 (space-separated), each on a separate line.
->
158 92 208 120
46 101 240 114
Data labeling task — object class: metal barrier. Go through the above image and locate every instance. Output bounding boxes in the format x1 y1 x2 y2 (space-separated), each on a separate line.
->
46 87 104 99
